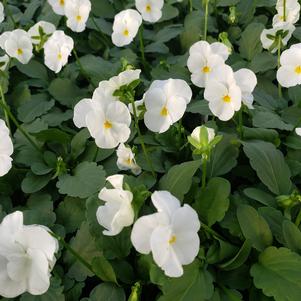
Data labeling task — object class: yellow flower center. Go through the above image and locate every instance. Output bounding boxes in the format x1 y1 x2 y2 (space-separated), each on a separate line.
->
59 0 65 6
160 106 168 116
202 66 211 73
125 157 132 165
17 48 23 55
168 235 177 244
76 15 82 22
123 29 129 36
295 65 301 74
223 95 231 103
104 120 112 129
57 52 62 60
146 4 152 12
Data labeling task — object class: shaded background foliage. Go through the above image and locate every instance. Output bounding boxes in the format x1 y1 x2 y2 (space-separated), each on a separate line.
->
1 0 301 300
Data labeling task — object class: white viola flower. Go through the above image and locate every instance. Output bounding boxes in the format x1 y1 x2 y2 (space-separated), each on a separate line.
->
187 41 229 88
273 11 299 26
0 55 9 71
0 211 58 298
0 119 13 177
44 30 74 73
260 22 295 53
191 126 215 145
65 0 91 33
296 128 301 136
112 9 142 47
144 79 192 133
2 29 33 64
48 0 67 15
276 45 301 87
204 65 242 121
116 143 141 175
93 69 141 102
234 68 257 109
135 0 164 23
274 0 300 25
0 2 5 23
96 175 134 236
28 21 56 45
131 191 201 277
73 97 131 149
276 0 300 11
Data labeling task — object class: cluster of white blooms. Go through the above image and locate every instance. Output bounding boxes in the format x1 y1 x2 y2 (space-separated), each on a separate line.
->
112 1 164 47
0 120 13 177
96 175 135 236
261 0 299 52
0 211 58 298
187 41 257 121
73 69 140 149
116 143 141 175
0 23 73 73
48 0 91 32
131 191 200 277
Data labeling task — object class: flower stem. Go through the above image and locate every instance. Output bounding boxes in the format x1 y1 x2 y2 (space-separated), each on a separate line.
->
129 95 156 178
277 36 283 98
72 49 97 89
204 0 210 41
49 232 101 280
283 0 286 21
201 158 207 190
0 86 10 131
238 109 244 139
139 27 147 69
189 0 193 12
0 86 41 152
202 223 225 241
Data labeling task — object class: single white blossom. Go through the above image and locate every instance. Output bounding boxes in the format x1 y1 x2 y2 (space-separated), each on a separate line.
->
277 44 301 87
116 143 141 175
0 2 5 24
65 0 91 33
204 65 242 121
187 41 229 88
0 211 58 298
191 126 215 145
296 128 301 136
234 68 257 109
96 175 134 236
0 119 13 177
135 0 164 23
144 79 192 133
131 191 201 277
260 22 295 53
73 97 131 149
93 69 141 102
112 9 142 47
0 55 9 71
48 0 67 15
1 30 33 64
28 21 56 45
44 30 74 73
276 0 300 12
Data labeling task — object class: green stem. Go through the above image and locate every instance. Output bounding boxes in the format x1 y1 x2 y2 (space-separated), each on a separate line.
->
72 49 96 89
238 109 244 139
189 0 193 12
283 0 286 21
49 232 101 279
295 208 301 227
0 86 10 131
202 223 225 241
201 158 207 190
139 27 147 69
0 86 41 152
129 95 155 178
204 0 209 41
277 36 282 98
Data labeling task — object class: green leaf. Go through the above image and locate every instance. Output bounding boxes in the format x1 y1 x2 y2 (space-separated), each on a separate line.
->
159 160 201 201
21 172 52 194
89 283 125 301
244 188 277 208
251 247 301 301
237 205 273 251
57 162 106 198
158 262 214 301
196 177 230 226
249 52 277 73
282 220 301 252
92 256 118 284
243 141 293 195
